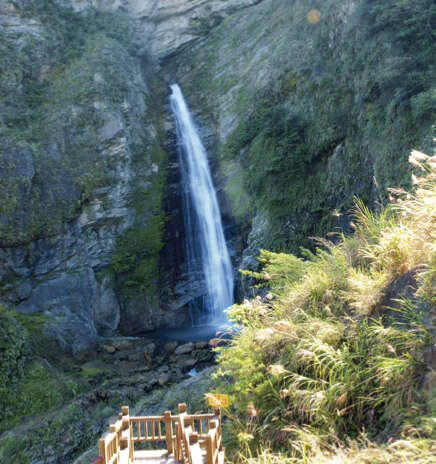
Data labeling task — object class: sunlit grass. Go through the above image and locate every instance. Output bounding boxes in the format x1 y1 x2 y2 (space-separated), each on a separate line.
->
216 150 436 463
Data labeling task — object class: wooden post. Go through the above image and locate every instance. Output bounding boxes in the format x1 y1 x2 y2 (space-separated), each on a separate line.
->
178 403 187 413
110 424 119 464
120 437 128 450
189 432 199 445
164 411 173 453
210 421 217 429
98 438 107 464
175 422 180 461
205 435 213 464
122 416 130 431
122 405 130 416
184 416 192 427
129 420 135 463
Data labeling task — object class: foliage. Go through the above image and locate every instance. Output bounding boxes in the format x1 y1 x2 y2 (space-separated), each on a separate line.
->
0 360 79 433
0 305 28 391
216 152 436 463
0 1 133 243
194 0 436 255
111 135 168 300
111 214 166 296
0 307 81 433
0 401 114 464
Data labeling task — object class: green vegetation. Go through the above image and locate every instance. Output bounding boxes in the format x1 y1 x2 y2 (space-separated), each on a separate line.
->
0 307 80 433
0 306 28 392
0 401 120 464
215 152 436 463
179 0 435 254
0 1 134 243
110 120 168 303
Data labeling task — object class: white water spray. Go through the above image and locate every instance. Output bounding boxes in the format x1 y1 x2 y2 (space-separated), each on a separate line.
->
170 84 234 325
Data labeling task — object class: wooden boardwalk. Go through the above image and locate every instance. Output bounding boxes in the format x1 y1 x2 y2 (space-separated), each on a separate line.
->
134 450 177 464
93 404 224 464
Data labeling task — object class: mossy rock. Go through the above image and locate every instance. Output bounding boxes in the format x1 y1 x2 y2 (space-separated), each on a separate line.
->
0 306 28 389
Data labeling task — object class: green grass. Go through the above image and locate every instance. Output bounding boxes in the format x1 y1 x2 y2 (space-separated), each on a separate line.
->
215 151 436 463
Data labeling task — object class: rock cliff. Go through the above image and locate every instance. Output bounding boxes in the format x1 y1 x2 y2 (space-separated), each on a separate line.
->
0 0 434 351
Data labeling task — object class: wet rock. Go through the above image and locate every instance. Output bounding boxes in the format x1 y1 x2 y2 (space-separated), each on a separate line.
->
182 358 197 368
111 339 135 351
195 341 208 349
143 352 152 366
104 345 116 354
94 278 120 336
194 349 214 363
164 341 179 353
175 342 194 355
144 342 156 354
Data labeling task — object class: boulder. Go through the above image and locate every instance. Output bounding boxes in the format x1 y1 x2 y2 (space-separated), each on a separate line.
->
195 341 208 349
182 358 197 368
164 341 179 353
175 342 194 355
111 339 134 351
158 372 170 386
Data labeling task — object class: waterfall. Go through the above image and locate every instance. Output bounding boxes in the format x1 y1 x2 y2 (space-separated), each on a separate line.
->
170 84 234 325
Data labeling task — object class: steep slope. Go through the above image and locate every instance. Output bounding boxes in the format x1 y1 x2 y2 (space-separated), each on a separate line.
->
167 0 435 270
216 151 436 463
0 0 173 349
0 0 435 351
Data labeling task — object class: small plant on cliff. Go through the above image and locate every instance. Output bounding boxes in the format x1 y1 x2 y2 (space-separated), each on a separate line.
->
215 150 436 463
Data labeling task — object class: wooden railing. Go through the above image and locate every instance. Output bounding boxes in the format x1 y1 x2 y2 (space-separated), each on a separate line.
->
98 406 134 464
131 411 176 451
94 403 223 464
204 420 222 464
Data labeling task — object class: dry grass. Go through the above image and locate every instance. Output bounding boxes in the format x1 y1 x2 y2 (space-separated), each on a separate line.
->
217 150 436 463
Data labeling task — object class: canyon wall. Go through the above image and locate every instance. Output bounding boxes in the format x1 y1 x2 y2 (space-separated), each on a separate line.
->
0 0 434 350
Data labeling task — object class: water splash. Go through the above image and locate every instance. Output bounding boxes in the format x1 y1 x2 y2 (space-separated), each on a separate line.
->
170 84 234 325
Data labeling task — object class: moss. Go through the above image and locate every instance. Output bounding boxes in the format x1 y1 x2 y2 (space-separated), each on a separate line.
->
111 124 168 302
0 308 84 433
0 3 135 244
0 402 114 463
81 366 110 379
174 0 435 257
0 360 80 433
0 305 29 390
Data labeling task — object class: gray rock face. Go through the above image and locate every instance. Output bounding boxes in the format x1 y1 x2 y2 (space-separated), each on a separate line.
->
0 1 178 350
52 0 266 61
2 0 433 353
94 277 120 336
17 270 98 352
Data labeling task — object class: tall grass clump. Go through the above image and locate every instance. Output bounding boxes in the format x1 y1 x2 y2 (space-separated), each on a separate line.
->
215 150 436 463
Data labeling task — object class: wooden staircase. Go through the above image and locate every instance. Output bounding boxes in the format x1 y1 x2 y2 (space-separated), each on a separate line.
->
93 404 224 464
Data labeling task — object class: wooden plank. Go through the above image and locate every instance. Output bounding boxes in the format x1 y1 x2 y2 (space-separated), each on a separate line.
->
132 416 165 421
189 442 204 464
134 450 176 464
99 438 107 464
164 411 173 453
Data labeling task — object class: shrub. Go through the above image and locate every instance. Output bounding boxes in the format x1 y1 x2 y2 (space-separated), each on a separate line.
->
216 151 436 463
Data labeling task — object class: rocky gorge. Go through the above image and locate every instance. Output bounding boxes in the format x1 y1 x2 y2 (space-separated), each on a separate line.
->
0 0 435 462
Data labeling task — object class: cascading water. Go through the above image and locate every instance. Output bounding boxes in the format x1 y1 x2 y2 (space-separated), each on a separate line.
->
170 84 234 326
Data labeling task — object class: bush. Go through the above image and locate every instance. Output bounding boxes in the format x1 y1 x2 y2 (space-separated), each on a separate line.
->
215 151 436 463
